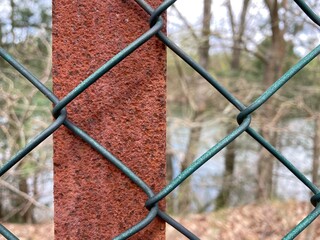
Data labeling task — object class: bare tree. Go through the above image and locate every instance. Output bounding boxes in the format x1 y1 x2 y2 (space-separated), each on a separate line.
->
0 1 52 222
255 0 286 201
215 0 251 210
168 0 213 214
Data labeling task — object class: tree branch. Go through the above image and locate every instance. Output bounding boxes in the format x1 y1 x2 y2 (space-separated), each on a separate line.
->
0 179 50 211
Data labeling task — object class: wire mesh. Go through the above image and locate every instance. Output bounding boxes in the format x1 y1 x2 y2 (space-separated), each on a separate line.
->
0 0 319 239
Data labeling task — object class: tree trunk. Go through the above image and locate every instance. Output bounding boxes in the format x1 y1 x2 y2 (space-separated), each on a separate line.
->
230 0 250 70
0 22 3 46
216 0 250 210
216 124 236 209
257 128 278 200
0 190 3 219
166 152 175 214
198 0 212 70
256 0 286 201
10 0 15 41
178 115 203 213
303 115 320 240
177 0 212 214
18 176 33 223
312 115 320 186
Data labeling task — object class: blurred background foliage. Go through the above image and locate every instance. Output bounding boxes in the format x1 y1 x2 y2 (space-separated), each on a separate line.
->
0 0 52 223
166 0 320 216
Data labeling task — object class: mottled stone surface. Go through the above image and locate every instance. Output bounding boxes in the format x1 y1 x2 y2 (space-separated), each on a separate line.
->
53 1 166 239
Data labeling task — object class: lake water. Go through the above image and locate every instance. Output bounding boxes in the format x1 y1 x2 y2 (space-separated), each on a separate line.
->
168 118 315 212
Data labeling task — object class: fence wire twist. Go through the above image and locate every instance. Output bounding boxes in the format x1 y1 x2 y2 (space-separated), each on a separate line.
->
0 0 319 239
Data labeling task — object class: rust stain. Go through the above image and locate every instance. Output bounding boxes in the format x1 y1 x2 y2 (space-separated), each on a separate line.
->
53 0 166 239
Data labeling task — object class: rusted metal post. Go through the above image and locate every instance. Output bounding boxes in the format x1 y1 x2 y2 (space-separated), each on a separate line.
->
52 1 166 239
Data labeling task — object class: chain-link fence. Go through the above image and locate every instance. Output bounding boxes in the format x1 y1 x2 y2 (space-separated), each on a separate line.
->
1 0 320 239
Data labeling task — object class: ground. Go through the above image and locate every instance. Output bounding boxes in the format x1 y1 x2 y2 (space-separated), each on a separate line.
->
167 200 320 239
1 200 320 239
0 223 53 240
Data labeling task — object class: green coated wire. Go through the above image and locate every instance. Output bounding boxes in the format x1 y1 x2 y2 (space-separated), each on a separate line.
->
0 44 159 240
0 225 19 240
294 0 320 26
146 116 251 208
247 127 320 194
237 45 320 124
52 12 165 118
63 119 159 240
283 204 320 239
0 48 67 176
135 0 245 111
0 112 66 176
137 1 320 238
0 48 60 104
149 0 176 26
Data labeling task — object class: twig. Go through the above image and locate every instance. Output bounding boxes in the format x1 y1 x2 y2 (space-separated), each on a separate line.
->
0 179 50 211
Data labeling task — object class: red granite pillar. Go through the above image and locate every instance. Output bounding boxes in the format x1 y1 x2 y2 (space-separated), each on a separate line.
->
52 1 166 239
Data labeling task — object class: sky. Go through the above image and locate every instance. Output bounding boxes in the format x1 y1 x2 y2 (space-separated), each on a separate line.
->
169 0 244 31
169 0 319 56
0 0 51 22
0 0 51 43
167 0 257 57
173 0 243 23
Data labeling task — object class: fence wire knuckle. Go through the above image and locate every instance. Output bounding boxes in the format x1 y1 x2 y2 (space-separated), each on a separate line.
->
0 0 319 239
